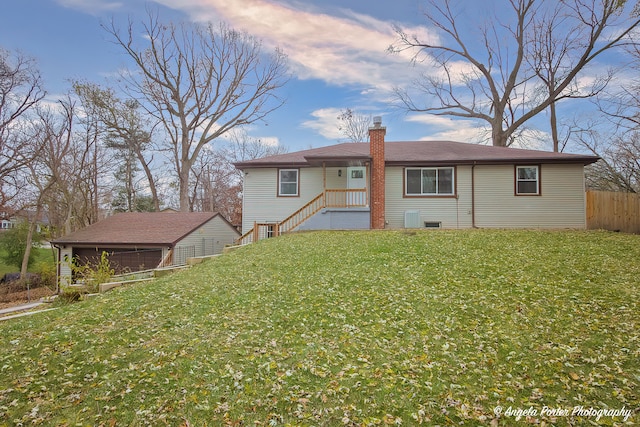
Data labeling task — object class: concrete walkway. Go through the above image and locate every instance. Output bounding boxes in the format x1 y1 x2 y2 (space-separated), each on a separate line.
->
0 302 44 316
0 307 57 321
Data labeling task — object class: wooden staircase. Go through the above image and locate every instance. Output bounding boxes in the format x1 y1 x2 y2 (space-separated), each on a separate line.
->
236 189 367 245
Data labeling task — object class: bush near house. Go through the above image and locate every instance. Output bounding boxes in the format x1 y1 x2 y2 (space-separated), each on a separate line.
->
0 230 637 425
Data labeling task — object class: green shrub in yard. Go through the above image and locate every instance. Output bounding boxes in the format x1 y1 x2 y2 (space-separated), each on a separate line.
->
54 287 83 305
0 222 40 270
0 230 637 426
69 251 114 293
34 260 56 289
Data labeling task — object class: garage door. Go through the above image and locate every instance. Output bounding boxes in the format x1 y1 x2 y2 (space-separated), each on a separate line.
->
73 248 163 274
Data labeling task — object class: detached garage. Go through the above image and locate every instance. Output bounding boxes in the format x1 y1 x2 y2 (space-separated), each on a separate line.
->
52 211 240 286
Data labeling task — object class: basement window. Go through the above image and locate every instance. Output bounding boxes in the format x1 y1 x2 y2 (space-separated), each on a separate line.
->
424 221 442 228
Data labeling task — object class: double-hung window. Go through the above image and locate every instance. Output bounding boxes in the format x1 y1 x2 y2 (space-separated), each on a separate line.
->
405 167 455 196
278 169 299 196
515 166 539 195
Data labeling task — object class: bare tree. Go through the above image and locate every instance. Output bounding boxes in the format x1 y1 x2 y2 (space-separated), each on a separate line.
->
104 11 289 211
576 41 640 192
73 82 161 211
392 0 640 147
190 147 240 221
32 95 112 237
337 108 371 142
224 128 288 181
0 48 45 207
18 104 74 282
191 129 287 223
69 93 110 229
577 127 639 193
528 3 615 151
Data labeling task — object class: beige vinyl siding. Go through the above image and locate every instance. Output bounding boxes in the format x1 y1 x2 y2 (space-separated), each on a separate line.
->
474 164 586 228
175 215 240 255
325 167 348 188
385 166 473 229
242 167 326 232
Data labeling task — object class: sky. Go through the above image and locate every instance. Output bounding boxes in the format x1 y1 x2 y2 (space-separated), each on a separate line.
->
0 0 635 153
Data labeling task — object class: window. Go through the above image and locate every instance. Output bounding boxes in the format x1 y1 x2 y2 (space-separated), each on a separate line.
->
516 166 539 195
278 169 299 196
351 169 364 179
405 167 455 196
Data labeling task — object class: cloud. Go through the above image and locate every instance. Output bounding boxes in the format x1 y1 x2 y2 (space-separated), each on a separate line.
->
256 136 280 147
300 108 344 140
218 126 282 148
55 0 123 14
405 113 551 149
153 0 435 94
405 114 488 143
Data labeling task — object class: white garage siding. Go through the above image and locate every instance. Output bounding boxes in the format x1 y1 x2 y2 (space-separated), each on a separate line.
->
385 166 474 229
175 215 241 257
58 246 73 287
474 164 586 228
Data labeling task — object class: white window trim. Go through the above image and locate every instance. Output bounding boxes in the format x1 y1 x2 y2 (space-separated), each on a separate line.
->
405 167 455 196
516 165 540 195
278 168 299 197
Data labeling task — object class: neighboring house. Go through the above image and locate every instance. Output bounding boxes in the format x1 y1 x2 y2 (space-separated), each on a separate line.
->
0 218 16 230
0 211 49 233
52 211 240 285
234 117 599 243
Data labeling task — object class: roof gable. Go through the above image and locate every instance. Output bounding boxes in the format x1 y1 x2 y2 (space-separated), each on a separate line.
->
52 212 233 246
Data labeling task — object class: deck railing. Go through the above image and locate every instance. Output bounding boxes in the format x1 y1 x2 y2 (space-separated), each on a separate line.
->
279 192 326 234
325 189 368 207
236 189 368 245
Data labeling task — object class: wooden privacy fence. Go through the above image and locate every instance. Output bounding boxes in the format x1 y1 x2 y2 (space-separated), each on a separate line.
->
586 190 640 234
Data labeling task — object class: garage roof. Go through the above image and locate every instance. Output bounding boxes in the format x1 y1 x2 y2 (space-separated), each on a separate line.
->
52 212 231 247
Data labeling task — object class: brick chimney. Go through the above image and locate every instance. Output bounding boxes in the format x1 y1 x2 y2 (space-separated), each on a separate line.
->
369 116 386 229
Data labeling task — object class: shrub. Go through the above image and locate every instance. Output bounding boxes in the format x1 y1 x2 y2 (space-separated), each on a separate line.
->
35 261 57 290
55 287 83 305
0 222 40 270
70 251 115 293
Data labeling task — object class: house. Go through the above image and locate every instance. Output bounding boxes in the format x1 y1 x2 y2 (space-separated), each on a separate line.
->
0 210 49 233
52 211 240 285
234 117 599 243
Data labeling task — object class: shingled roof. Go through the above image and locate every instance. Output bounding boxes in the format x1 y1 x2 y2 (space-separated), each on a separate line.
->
233 140 599 168
52 212 226 247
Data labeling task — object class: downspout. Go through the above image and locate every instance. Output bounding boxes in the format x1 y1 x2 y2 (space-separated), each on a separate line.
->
471 162 477 228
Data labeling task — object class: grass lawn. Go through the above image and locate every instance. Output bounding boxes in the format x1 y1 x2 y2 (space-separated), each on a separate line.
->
0 246 56 277
0 230 638 426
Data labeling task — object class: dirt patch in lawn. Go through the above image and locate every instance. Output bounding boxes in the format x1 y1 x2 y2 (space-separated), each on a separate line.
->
0 285 56 310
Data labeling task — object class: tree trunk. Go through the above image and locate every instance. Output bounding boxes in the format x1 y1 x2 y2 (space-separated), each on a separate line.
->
492 119 509 147
138 155 160 211
550 100 559 152
179 163 191 212
20 206 41 281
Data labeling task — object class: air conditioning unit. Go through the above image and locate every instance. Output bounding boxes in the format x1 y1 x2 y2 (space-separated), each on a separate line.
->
404 210 421 228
